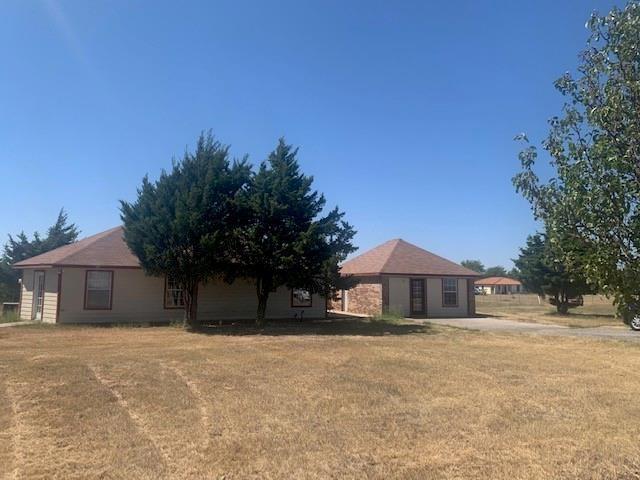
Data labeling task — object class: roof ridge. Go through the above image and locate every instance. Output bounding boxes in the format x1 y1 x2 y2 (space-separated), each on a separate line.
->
399 239 479 275
54 227 119 263
379 238 402 273
405 240 460 265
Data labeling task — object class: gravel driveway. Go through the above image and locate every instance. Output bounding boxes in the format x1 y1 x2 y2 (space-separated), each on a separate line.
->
422 316 640 341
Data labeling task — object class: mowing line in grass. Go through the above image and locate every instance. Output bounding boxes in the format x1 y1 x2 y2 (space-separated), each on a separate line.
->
161 362 213 450
2 325 640 478
2 381 20 480
87 364 173 468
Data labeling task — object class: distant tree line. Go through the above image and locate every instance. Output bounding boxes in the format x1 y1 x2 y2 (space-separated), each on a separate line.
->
462 237 595 314
460 260 519 279
513 232 594 314
0 210 79 303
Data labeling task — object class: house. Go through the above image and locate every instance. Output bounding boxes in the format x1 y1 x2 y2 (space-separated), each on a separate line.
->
13 226 325 324
475 276 523 295
330 239 480 317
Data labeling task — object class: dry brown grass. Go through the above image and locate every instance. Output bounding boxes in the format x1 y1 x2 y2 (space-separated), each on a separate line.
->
1 320 640 479
476 294 622 328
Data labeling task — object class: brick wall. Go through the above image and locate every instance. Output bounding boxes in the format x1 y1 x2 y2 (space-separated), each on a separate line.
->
346 279 382 316
328 294 343 311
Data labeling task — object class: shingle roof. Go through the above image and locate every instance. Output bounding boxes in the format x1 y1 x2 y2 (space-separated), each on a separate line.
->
13 226 140 268
340 239 480 277
475 276 522 286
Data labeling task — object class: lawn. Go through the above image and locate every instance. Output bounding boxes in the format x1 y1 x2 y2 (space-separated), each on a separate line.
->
476 294 622 328
1 320 640 479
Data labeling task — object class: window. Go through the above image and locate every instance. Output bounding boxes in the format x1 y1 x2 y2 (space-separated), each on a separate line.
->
85 270 113 310
291 288 312 307
442 278 458 307
165 276 184 308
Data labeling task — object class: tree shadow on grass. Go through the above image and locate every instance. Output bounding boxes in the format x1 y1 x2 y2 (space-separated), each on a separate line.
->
475 312 504 319
190 316 435 337
544 312 617 319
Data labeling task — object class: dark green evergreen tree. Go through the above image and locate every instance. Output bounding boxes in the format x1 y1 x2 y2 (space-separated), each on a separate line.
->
317 220 358 318
0 209 79 302
41 209 80 252
231 139 356 325
514 233 592 314
120 132 250 328
507 267 521 280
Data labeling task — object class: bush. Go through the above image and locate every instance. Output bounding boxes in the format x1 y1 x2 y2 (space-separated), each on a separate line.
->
372 309 405 324
0 311 20 323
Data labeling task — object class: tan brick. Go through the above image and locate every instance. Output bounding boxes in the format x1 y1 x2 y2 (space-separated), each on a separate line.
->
346 279 382 316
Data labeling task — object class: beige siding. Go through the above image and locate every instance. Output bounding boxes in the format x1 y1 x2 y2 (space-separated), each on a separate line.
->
198 279 324 320
19 270 33 321
58 267 325 324
42 271 58 323
59 268 179 324
426 277 468 317
467 279 476 316
388 277 410 316
386 276 471 318
18 268 58 323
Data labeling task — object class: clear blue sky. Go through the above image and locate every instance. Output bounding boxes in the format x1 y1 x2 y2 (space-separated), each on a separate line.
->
0 0 623 268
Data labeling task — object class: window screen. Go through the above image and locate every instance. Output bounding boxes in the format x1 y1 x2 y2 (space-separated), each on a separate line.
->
85 271 112 309
443 278 458 307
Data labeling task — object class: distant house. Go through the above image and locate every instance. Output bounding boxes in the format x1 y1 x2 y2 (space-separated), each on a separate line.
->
331 239 480 318
475 276 522 295
13 227 325 324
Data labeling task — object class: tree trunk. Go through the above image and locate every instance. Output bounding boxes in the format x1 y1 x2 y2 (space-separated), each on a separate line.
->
184 282 199 329
324 288 330 319
556 301 569 314
257 294 268 326
255 278 270 327
556 292 569 315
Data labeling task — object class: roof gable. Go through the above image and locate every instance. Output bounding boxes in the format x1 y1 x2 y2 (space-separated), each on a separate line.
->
340 239 480 277
13 226 140 268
